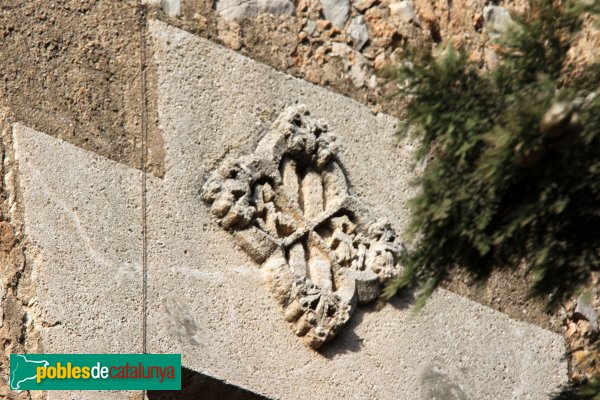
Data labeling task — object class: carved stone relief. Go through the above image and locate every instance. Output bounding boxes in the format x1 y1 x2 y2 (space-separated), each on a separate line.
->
201 105 405 349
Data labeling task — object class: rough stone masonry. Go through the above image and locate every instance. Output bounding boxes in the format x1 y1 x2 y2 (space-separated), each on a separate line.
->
4 16 569 400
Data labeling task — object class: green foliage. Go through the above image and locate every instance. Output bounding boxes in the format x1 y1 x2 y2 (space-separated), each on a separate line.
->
383 0 600 311
382 1 600 397
552 380 600 400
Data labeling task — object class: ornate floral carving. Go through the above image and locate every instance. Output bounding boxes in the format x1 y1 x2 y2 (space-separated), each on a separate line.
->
201 106 405 349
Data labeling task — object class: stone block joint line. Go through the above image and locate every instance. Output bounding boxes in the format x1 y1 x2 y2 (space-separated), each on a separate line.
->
137 0 149 362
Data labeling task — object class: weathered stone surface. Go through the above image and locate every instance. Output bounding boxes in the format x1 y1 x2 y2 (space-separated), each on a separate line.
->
215 0 295 21
540 101 581 139
143 0 182 17
147 20 568 399
389 0 419 24
11 124 143 400
200 106 404 349
0 221 16 252
320 0 351 28
330 42 373 88
348 15 369 50
352 0 377 13
364 7 401 48
575 291 599 333
162 0 182 17
304 19 318 36
483 5 513 38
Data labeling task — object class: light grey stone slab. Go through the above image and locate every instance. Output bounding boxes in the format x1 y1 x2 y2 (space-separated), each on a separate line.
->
147 20 568 400
142 0 182 17
320 0 350 28
215 0 295 21
348 15 369 50
12 124 143 400
483 5 514 39
389 0 420 24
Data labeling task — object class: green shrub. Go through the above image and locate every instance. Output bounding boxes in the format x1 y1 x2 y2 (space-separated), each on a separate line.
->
552 380 600 400
383 1 600 397
382 0 600 312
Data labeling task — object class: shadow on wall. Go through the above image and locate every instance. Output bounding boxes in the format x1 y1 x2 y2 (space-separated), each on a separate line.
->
148 367 270 400
319 288 416 358
150 291 418 398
